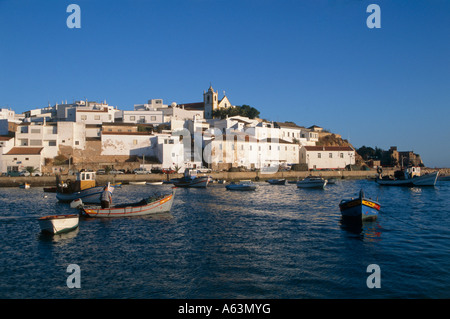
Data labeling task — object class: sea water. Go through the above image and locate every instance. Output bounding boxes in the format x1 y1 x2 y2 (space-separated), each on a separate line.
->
0 179 449 298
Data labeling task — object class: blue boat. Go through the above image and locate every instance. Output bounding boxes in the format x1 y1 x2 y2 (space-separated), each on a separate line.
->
56 171 114 204
339 189 380 221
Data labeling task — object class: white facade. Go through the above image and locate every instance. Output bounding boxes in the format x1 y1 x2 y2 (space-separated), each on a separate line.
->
15 122 59 158
300 146 355 170
155 134 184 170
115 109 163 125
0 136 15 173
57 122 86 151
3 147 44 172
101 132 154 157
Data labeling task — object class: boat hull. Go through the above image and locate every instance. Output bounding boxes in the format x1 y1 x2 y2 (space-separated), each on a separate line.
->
297 179 327 189
81 190 175 218
38 214 79 234
56 186 114 204
339 198 380 221
226 184 257 191
267 179 286 185
376 171 439 186
172 176 209 188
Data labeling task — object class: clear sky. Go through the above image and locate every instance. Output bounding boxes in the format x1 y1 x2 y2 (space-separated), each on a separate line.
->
0 0 449 167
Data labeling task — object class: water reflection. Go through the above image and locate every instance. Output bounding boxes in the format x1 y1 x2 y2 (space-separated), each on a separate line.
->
339 217 382 242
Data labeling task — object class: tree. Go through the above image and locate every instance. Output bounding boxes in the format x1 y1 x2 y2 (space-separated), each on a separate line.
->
212 104 260 119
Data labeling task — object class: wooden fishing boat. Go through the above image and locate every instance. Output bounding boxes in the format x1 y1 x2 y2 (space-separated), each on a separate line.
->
297 176 327 189
56 172 115 203
81 188 176 218
339 189 380 221
38 214 79 234
376 166 439 186
267 179 286 185
172 169 209 188
226 181 257 191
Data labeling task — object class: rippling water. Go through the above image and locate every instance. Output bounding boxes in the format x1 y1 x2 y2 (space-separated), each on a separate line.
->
0 179 449 298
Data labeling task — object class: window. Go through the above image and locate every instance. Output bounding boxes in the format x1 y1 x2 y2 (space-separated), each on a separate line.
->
340 153 344 158
75 141 80 145
25 158 29 161
31 128 41 134
219 143 222 150
80 115 87 120
329 153 333 158
318 153 321 158
151 116 156 121
133 139 138 145
130 116 136 121
30 140 42 146
49 141 57 146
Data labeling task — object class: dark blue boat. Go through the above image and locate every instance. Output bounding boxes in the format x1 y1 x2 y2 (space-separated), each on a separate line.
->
339 189 380 221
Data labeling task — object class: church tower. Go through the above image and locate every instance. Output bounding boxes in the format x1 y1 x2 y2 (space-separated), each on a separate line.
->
203 85 218 119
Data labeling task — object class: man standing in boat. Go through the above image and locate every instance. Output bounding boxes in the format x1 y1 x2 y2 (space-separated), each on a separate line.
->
101 185 112 208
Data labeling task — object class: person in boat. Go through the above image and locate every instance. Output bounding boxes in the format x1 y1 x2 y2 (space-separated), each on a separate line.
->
101 186 112 208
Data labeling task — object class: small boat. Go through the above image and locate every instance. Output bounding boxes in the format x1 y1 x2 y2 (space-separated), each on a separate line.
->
56 172 115 204
376 166 439 187
339 189 380 221
327 178 337 185
19 183 31 189
267 179 286 185
129 181 147 185
111 182 122 188
297 176 327 189
226 181 257 191
146 181 164 185
38 214 80 234
172 169 209 188
81 188 176 218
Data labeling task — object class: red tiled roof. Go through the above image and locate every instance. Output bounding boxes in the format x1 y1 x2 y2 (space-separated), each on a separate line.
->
5 147 43 155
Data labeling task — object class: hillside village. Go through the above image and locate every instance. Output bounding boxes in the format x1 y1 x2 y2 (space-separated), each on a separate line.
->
0 85 393 176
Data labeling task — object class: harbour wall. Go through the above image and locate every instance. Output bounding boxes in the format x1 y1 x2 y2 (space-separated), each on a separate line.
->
0 170 390 188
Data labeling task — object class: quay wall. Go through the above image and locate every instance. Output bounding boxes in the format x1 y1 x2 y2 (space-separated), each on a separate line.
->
0 170 392 188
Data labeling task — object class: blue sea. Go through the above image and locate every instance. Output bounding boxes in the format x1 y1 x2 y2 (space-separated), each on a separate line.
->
0 179 449 299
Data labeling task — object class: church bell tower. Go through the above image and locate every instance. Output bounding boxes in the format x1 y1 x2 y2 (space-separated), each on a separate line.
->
204 84 218 119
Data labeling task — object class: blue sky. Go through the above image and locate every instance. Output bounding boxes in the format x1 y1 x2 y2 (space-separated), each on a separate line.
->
1 0 449 167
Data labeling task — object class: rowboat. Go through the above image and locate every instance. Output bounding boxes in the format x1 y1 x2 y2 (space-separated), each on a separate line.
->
339 189 380 221
146 181 163 185
376 166 439 187
129 181 146 185
56 172 114 203
267 179 286 185
38 214 80 234
81 188 176 218
226 181 257 191
297 176 327 189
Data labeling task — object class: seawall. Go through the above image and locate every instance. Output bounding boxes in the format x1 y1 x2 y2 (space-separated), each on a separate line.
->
0 170 390 188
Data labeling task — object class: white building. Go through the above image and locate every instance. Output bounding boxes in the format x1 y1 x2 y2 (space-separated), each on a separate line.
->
3 147 44 173
300 146 355 170
0 136 15 173
115 109 164 125
101 131 154 157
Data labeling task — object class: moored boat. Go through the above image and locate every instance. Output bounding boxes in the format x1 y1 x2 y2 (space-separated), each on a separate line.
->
267 179 286 185
129 181 146 185
146 181 163 185
376 166 439 186
172 169 209 188
297 176 327 189
19 183 31 189
226 181 257 191
339 189 380 221
81 188 176 218
38 214 80 234
56 171 115 203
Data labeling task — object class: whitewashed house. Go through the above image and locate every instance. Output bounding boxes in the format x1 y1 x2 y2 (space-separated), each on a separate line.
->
0 136 15 173
300 145 355 170
3 147 44 173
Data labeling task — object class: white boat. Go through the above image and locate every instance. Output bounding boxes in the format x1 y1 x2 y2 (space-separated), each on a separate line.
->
38 214 80 234
296 176 327 189
172 169 209 188
226 181 257 191
376 166 439 186
146 181 164 185
129 181 146 185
